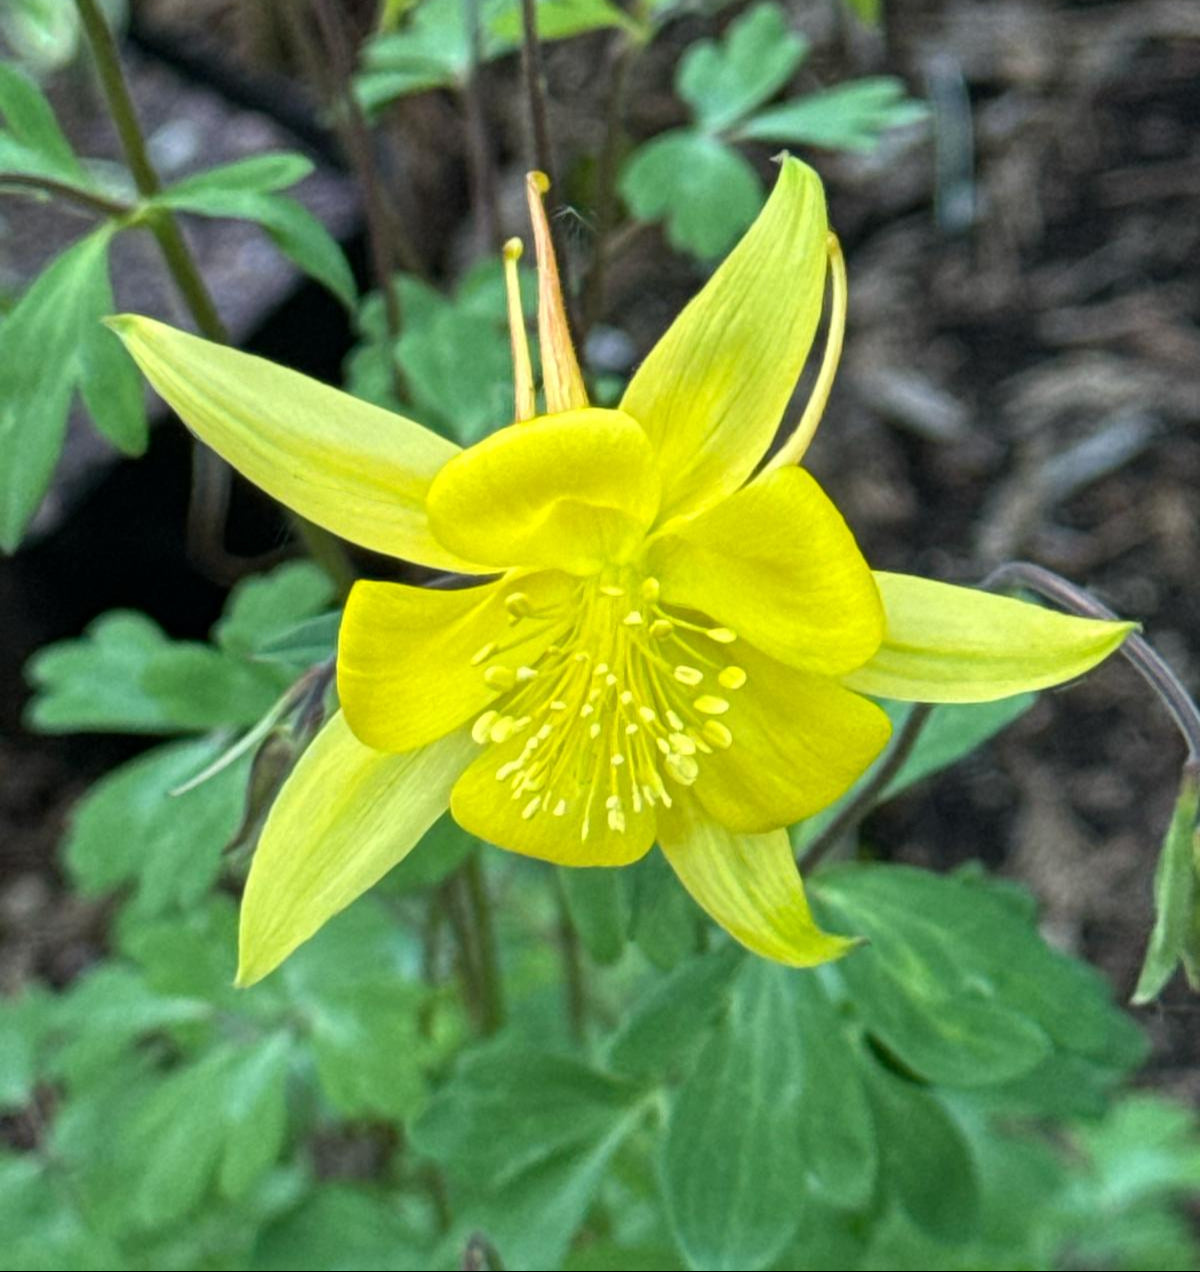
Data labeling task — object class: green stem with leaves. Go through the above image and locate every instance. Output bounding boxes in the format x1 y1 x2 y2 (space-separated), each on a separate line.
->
74 0 356 592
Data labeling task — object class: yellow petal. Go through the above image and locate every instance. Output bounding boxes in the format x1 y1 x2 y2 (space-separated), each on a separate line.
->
658 802 858 967
339 571 573 752
690 638 892 832
620 156 829 518
450 732 656 867
237 713 474 986
842 572 1134 702
426 408 660 574
108 315 483 572
646 466 883 674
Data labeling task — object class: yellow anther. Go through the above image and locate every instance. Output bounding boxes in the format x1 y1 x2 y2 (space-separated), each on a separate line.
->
484 665 515 691
638 706 658 723
673 665 703 686
669 731 696 756
656 737 671 756
625 723 639 735
580 703 595 717
553 799 568 816
619 690 634 705
505 591 533 618
641 577 660 602
611 753 626 766
649 618 674 639
702 720 733 749
599 584 626 598
718 665 747 690
593 662 609 676
693 695 730 715
707 627 738 644
623 610 644 626
515 665 538 682
550 700 567 711
471 641 497 666
521 796 542 820
589 722 602 739
607 807 626 833
605 673 618 687
471 710 499 744
490 716 516 743
666 709 685 731
665 753 699 785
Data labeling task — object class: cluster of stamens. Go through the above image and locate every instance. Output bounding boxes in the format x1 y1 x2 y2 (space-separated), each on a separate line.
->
468 573 748 840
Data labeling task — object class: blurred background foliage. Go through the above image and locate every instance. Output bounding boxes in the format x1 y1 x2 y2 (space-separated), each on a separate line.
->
1 0 1198 1269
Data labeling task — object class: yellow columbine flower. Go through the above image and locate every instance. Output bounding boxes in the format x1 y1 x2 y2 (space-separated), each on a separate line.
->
110 159 1130 986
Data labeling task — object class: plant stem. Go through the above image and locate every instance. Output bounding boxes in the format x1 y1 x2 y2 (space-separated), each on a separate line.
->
74 0 356 590
982 562 1200 766
801 703 934 869
75 0 227 341
518 0 578 326
581 35 637 334
463 853 505 1035
308 0 420 402
462 0 501 253
0 171 131 219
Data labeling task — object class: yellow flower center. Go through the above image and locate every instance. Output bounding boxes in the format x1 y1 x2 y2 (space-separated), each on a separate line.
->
468 569 748 839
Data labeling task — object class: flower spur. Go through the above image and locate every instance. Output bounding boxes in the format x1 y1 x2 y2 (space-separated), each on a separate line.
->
111 159 1131 985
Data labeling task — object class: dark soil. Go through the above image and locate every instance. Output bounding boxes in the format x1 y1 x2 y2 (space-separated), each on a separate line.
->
1 0 1197 1086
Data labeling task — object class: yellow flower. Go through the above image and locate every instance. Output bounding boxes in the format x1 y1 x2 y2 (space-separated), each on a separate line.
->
110 159 1130 986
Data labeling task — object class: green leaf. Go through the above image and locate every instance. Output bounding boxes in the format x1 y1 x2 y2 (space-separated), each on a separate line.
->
661 960 806 1270
162 153 315 199
63 738 252 916
836 943 1053 1087
385 813 477 891
0 227 110 551
49 964 209 1085
676 2 807 134
0 61 86 183
282 899 448 1119
789 972 877 1209
883 695 1036 799
251 1185 432 1270
217 1035 293 1199
626 849 699 969
1133 769 1200 1004
158 187 355 308
618 131 763 260
607 945 742 1080
356 0 517 106
0 987 52 1110
490 0 640 43
793 695 1036 851
26 610 292 733
737 77 928 153
412 1045 641 1268
252 610 340 666
213 560 337 658
814 865 1148 1092
78 307 149 456
125 1046 242 1227
559 865 628 965
861 1059 980 1244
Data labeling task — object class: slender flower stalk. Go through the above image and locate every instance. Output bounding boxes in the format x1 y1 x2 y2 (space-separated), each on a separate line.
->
109 158 1132 985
